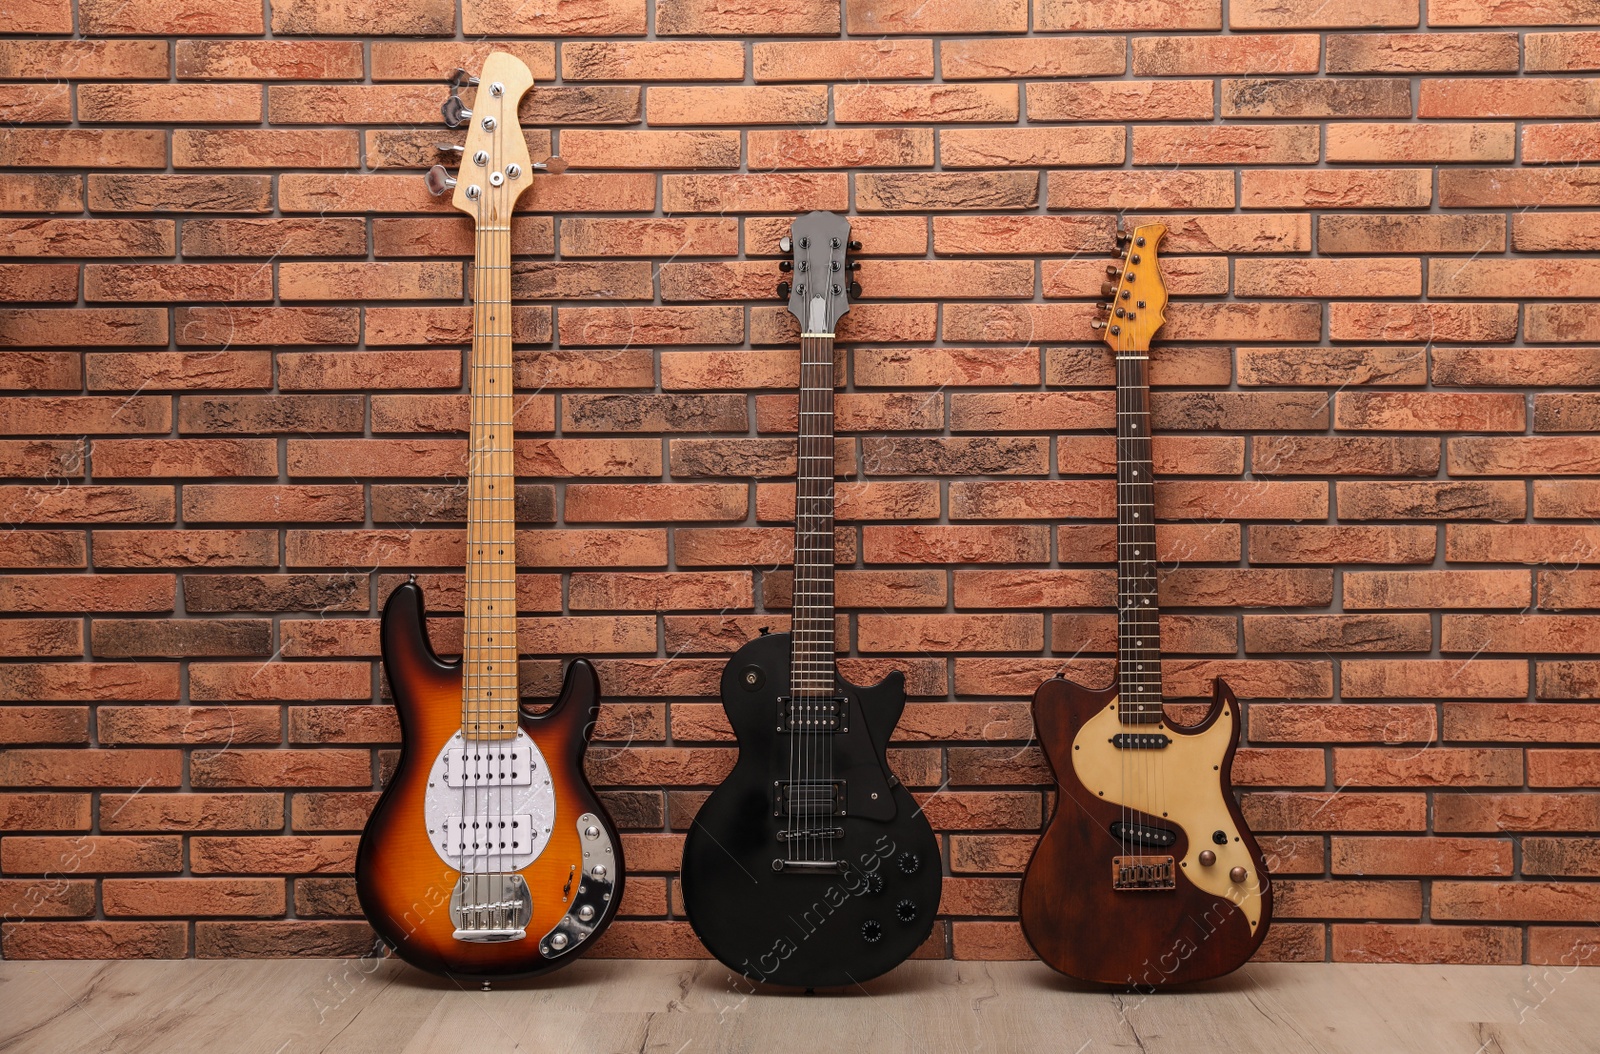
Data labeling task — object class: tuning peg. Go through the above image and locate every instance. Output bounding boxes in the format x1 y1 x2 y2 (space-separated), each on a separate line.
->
848 240 861 251
846 262 861 271
1114 227 1130 247
778 261 793 272
442 94 472 128
533 156 568 175
424 165 457 197
1095 302 1111 314
848 281 862 298
777 281 791 300
780 236 793 253
1101 282 1117 299
450 68 479 90
1091 319 1106 330
435 143 464 158
1106 264 1121 277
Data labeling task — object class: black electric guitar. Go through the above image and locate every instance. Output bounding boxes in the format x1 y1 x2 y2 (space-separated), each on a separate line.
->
679 212 941 988
1018 223 1271 986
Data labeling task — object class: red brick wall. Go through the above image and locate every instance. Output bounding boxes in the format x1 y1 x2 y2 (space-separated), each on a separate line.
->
3 0 1599 967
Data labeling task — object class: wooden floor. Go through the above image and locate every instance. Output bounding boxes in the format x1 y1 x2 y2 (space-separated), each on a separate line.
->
0 957 1595 1054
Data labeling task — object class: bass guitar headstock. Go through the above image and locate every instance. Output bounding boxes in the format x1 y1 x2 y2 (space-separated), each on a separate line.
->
777 211 861 337
1093 222 1168 353
424 53 566 220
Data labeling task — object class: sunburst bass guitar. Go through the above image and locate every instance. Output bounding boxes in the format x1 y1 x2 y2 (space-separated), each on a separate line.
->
1019 222 1272 987
355 53 622 980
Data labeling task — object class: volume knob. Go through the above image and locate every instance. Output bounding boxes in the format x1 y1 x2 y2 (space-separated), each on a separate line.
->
1198 850 1216 867
861 919 883 944
1230 866 1248 884
896 852 921 875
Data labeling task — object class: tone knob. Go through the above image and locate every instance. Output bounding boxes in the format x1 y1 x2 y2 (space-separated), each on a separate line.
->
1230 866 1248 883
584 825 600 839
549 932 568 950
861 919 883 943
592 864 607 879
1198 850 1216 867
896 852 921 875
865 872 885 896
577 904 595 921
895 898 917 923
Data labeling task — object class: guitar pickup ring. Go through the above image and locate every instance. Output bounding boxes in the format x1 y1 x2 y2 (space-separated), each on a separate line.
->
777 696 847 733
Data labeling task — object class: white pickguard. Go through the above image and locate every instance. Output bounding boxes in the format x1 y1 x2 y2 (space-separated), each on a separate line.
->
424 728 556 872
1070 698 1264 931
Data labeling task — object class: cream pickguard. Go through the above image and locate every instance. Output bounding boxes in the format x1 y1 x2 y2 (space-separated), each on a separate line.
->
1070 697 1265 932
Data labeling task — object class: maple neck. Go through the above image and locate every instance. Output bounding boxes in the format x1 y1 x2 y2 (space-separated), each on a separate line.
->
462 210 517 739
1116 349 1161 724
792 331 837 695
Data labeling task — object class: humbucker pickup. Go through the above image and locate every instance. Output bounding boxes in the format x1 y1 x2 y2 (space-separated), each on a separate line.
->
439 744 535 786
1112 855 1175 891
1111 732 1170 750
778 696 846 733
773 780 845 818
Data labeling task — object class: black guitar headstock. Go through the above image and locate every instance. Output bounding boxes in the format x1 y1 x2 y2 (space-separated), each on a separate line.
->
777 211 860 336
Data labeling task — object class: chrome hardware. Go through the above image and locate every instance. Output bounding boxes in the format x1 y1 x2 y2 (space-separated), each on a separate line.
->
1230 866 1248 883
442 95 471 128
450 68 479 90
533 156 568 174
424 165 456 196
505 163 522 179
465 185 481 200
481 116 496 131
449 872 531 943
538 812 616 959
435 143 464 157
473 150 489 166
489 81 504 97
1199 850 1217 867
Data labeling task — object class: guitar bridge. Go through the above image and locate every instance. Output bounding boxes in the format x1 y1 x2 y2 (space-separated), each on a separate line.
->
1112 855 1175 891
776 826 844 842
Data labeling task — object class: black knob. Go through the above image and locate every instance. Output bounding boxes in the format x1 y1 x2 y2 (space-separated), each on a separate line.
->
1213 829 1229 846
865 872 885 896
776 281 790 300
861 919 883 943
848 240 861 251
847 261 861 271
778 260 793 271
848 281 861 298
896 852 920 875
895 898 917 923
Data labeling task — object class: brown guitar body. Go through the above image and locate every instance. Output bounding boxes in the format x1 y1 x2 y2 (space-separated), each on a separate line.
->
1020 675 1271 987
355 581 623 979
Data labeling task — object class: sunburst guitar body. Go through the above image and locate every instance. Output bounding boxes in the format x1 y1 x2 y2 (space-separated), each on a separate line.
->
353 53 621 980
1018 222 1271 986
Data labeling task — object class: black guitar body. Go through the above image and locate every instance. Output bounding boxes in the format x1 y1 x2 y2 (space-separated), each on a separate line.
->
680 631 941 988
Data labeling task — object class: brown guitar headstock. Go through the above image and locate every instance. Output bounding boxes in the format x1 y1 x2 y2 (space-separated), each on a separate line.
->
1093 222 1168 353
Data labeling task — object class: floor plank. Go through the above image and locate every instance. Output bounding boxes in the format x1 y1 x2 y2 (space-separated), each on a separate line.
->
0 959 1595 1054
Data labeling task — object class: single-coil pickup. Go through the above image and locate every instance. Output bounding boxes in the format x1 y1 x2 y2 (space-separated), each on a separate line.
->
773 780 845 818
440 813 535 856
439 744 535 787
779 696 845 733
1112 855 1175 891
1109 820 1178 848
1111 732 1170 750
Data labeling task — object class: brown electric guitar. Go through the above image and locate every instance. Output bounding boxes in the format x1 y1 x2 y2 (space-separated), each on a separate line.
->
355 53 622 980
1018 223 1271 987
